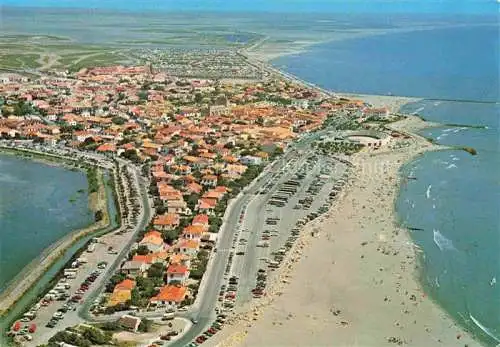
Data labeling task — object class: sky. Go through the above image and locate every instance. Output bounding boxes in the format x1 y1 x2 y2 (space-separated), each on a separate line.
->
2 0 498 14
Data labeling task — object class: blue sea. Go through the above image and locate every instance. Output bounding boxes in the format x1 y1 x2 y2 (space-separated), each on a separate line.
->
273 23 500 345
0 154 93 293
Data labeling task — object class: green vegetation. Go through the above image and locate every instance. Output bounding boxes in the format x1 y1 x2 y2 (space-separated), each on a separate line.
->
95 210 104 222
147 262 165 278
138 318 153 333
68 51 128 72
106 273 127 293
0 53 40 69
130 277 161 307
189 249 210 280
86 167 99 194
1 100 33 117
47 325 112 347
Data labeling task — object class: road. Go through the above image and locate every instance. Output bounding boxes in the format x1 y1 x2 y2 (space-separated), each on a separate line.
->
169 129 338 345
169 147 306 346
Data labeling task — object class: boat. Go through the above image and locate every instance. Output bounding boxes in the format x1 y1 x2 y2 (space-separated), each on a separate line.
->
407 176 417 180
491 277 496 286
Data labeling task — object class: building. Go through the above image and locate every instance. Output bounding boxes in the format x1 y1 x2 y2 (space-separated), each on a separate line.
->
182 224 206 241
153 213 180 230
177 239 200 256
118 314 142 332
107 279 136 307
240 155 262 166
166 264 190 284
139 230 164 252
196 198 217 214
201 174 218 187
150 285 188 308
192 214 209 227
209 104 230 117
121 260 149 276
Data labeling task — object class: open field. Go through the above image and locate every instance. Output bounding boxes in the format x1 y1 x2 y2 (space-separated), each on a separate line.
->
2 8 494 71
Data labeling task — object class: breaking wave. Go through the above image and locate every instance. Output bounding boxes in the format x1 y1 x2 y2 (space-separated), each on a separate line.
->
469 314 500 343
433 229 456 251
426 185 432 199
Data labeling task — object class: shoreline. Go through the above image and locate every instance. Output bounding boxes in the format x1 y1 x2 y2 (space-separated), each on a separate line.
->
0 148 114 317
245 22 496 63
207 115 480 347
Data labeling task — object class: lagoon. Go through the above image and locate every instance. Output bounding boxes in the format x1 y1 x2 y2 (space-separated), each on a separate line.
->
0 154 93 293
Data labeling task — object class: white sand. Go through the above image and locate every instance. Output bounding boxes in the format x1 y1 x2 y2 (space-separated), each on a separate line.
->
208 116 479 347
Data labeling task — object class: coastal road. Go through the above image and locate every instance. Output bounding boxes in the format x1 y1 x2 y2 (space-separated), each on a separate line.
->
22 152 153 346
80 159 153 320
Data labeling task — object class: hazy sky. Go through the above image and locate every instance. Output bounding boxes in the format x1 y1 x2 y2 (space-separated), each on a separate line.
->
3 0 498 14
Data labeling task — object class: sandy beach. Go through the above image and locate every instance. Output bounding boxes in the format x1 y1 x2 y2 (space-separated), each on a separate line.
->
207 115 479 347
0 154 111 316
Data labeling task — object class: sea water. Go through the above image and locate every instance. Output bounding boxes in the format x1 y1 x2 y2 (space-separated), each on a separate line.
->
0 154 93 293
273 21 500 345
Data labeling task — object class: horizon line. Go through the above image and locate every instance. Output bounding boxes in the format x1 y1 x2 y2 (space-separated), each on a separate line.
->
2 4 498 16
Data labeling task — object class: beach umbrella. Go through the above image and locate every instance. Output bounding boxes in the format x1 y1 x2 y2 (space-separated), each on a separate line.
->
12 321 21 331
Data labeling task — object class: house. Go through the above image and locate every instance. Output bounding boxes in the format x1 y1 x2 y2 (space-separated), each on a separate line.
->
169 253 191 268
166 264 190 284
202 189 225 201
182 224 206 241
96 143 117 156
118 314 142 332
153 213 180 230
225 164 247 177
201 174 218 187
167 199 190 215
240 155 262 166
192 214 209 228
121 260 149 276
185 182 203 195
150 285 188 308
139 230 164 253
107 279 136 307
115 279 136 291
196 198 217 214
177 239 200 256
209 104 230 117
132 254 160 265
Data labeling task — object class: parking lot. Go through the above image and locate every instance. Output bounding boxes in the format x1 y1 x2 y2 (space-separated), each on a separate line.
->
211 152 349 315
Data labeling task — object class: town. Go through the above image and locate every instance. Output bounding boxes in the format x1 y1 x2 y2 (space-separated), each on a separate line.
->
0 55 406 347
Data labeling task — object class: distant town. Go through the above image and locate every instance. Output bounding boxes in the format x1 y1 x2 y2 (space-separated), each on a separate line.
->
0 50 407 347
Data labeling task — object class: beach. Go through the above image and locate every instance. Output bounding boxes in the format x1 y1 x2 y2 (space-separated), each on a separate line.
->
207 115 479 347
0 150 111 316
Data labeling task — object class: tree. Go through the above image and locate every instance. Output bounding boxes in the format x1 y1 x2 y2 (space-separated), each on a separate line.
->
121 149 141 164
112 116 126 125
147 262 165 279
162 229 179 245
82 327 109 345
138 318 153 332
156 205 167 215
185 193 199 211
99 321 121 331
137 90 148 101
94 210 103 222
136 245 150 255
194 92 203 103
106 273 126 292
